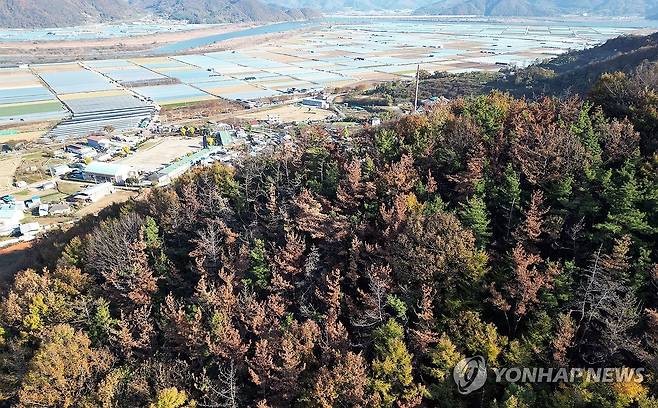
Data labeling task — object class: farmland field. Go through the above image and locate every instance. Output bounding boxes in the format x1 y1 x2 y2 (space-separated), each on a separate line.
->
0 101 65 116
0 67 68 124
117 136 203 172
0 156 20 190
235 103 334 122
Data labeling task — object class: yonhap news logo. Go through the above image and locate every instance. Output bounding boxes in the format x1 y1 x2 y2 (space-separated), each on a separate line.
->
453 356 646 395
453 356 487 395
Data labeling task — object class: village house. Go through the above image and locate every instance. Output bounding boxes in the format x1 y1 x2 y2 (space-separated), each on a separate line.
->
83 162 137 185
0 204 24 236
74 183 115 203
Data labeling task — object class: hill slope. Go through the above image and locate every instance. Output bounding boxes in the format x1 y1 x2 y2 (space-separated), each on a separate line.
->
0 0 133 28
0 0 320 28
129 0 320 24
494 31 658 96
266 0 437 12
0 77 656 408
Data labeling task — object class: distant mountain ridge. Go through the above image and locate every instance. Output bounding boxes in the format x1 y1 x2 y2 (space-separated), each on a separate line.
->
266 0 437 12
0 0 320 28
129 0 320 24
269 0 658 16
414 0 658 17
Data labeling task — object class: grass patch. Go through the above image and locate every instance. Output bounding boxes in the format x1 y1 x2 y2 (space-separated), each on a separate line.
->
40 191 68 204
56 181 84 195
160 100 211 109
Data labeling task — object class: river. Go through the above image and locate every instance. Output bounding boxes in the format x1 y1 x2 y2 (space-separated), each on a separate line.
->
153 20 320 54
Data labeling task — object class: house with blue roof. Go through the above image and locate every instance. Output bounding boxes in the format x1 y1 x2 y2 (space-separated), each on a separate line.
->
217 130 236 146
0 204 24 236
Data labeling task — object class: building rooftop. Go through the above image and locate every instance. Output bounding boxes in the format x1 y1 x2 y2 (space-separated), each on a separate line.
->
78 182 114 196
67 143 91 149
50 202 71 212
0 204 22 219
88 135 110 142
84 161 129 176
218 130 236 146
157 146 223 176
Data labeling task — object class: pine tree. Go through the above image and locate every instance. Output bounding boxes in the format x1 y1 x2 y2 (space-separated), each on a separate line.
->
310 351 369 407
143 216 162 250
426 334 465 406
459 195 492 248
371 319 424 406
58 236 84 268
374 128 400 162
18 325 113 407
494 164 522 238
514 190 549 246
88 298 117 346
149 387 189 408
490 244 560 335
248 239 270 290
596 159 653 237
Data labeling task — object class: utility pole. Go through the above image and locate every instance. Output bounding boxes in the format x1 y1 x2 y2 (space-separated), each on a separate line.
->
414 64 420 113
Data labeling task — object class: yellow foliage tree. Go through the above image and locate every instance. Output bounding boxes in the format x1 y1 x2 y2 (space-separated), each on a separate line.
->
150 387 191 408
18 324 113 407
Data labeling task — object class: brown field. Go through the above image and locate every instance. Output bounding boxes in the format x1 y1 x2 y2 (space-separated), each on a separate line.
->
235 103 334 123
0 156 20 190
0 120 58 143
58 89 130 101
118 136 202 172
159 99 242 124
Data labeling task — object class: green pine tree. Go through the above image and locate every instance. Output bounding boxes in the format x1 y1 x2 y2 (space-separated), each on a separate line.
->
371 319 425 405
248 239 270 290
596 159 653 236
59 236 84 268
459 195 492 248
88 298 117 346
143 216 162 250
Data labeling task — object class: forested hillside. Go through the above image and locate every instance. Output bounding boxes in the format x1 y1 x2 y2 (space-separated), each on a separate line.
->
267 0 436 12
0 62 656 406
0 0 319 28
128 0 320 25
272 0 658 15
0 0 133 28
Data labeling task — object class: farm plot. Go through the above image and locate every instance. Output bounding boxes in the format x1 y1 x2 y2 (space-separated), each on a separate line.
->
35 64 118 94
100 66 167 84
0 156 21 190
58 90 149 113
131 84 215 105
117 136 202 173
0 68 68 124
48 89 156 140
157 68 223 84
